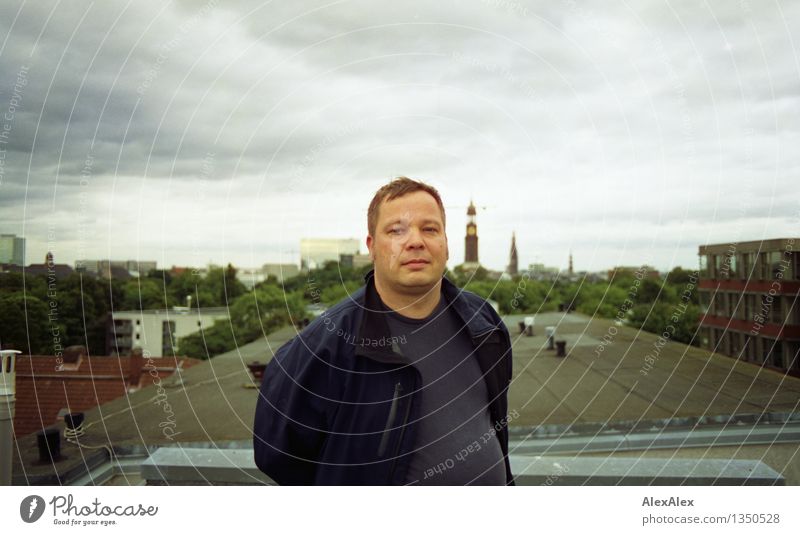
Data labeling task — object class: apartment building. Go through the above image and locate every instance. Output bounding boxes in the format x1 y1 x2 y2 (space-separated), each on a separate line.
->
698 238 800 376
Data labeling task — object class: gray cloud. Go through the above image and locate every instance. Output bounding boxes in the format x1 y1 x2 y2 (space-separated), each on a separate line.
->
0 0 797 272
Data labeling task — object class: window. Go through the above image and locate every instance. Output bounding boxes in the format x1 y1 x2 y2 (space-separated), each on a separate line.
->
714 255 725 279
700 327 710 348
743 335 754 361
771 296 782 324
788 342 800 370
760 294 773 324
744 294 753 322
792 299 800 325
699 291 710 314
713 293 725 316
726 253 737 279
727 293 736 318
741 253 754 280
729 331 740 358
769 251 783 279
699 255 709 278
759 252 769 280
793 251 800 281
770 340 784 368
711 329 721 351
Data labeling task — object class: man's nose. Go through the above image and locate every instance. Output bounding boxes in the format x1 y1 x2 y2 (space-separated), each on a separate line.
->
405 227 425 249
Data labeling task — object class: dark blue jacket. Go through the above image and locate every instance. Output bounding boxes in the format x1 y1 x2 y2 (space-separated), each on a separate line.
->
253 269 514 485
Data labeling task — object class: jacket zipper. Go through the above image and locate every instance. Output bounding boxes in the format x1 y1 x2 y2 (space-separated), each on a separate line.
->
377 382 402 457
387 384 413 484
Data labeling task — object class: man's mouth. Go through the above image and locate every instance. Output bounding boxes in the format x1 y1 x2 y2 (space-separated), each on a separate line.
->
402 259 430 266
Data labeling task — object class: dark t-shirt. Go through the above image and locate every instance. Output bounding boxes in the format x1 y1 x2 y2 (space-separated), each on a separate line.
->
381 291 506 485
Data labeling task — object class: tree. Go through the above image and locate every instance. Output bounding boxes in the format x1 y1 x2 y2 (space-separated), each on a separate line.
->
224 263 246 301
0 293 51 353
178 286 307 359
121 278 169 310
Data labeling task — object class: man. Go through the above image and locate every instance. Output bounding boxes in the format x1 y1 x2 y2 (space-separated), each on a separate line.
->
253 177 514 485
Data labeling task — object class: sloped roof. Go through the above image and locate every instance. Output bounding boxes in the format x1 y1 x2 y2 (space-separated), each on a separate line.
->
14 351 202 438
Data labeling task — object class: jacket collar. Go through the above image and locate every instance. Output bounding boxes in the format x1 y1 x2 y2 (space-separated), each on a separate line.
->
354 269 496 361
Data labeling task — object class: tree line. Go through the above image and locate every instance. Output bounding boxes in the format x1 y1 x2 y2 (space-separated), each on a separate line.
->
0 262 701 360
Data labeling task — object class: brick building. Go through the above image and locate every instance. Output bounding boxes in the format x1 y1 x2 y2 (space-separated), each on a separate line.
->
698 238 800 376
13 345 201 437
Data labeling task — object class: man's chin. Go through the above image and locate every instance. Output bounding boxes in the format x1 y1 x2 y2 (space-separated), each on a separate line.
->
397 271 441 289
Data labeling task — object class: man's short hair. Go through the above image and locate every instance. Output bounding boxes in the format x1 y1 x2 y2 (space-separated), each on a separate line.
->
367 176 446 236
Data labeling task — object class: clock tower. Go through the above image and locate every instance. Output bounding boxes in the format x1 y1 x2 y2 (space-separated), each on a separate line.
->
464 200 479 266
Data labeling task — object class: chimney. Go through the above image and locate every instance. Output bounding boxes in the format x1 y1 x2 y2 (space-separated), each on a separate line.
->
62 345 86 366
129 347 144 388
1 350 21 485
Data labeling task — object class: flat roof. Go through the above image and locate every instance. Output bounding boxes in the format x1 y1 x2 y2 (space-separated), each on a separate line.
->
12 311 800 484
699 238 798 254
112 307 230 316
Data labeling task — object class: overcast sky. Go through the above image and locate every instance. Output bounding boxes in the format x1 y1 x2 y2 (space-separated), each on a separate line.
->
0 0 797 273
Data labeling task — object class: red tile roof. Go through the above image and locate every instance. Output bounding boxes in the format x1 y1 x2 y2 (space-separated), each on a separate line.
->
13 352 202 438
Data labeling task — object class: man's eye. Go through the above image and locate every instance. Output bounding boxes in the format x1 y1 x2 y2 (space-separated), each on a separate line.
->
388 228 404 235
424 227 438 233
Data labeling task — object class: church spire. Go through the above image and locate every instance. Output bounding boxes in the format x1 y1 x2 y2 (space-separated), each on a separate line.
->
464 200 479 266
507 232 518 276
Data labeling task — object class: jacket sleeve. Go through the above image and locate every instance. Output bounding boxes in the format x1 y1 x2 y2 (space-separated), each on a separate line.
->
253 324 334 485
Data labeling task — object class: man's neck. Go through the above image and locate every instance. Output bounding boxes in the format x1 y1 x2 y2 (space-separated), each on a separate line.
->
374 277 443 319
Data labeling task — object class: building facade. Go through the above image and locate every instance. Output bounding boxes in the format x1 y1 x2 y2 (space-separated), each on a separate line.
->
0 233 25 265
107 307 229 357
76 259 157 278
300 238 360 271
698 238 800 376
262 263 300 282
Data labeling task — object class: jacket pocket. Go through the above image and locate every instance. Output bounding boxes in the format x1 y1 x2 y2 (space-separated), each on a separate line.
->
376 382 403 457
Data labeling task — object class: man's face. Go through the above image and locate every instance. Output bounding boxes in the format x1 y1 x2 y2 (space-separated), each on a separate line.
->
367 190 449 295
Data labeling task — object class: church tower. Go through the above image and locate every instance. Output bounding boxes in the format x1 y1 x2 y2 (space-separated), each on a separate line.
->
507 232 518 276
464 200 479 266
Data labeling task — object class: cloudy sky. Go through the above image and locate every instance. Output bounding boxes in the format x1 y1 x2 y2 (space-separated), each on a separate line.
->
0 0 797 273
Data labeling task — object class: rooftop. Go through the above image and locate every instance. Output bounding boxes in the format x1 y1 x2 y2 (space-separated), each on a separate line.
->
11 311 800 485
13 350 202 438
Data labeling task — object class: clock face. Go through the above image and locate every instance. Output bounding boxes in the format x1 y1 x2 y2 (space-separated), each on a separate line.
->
467 226 476 236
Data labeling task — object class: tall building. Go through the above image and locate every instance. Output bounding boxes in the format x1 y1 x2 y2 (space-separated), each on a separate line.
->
507 232 518 276
300 238 360 270
0 233 25 266
698 238 800 377
463 200 480 269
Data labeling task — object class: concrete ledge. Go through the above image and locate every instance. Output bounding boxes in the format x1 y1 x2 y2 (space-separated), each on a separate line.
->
509 422 800 455
140 447 783 486
140 447 275 485
509 455 785 486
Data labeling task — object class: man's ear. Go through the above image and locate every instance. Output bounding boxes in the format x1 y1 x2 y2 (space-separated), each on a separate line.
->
366 234 374 261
